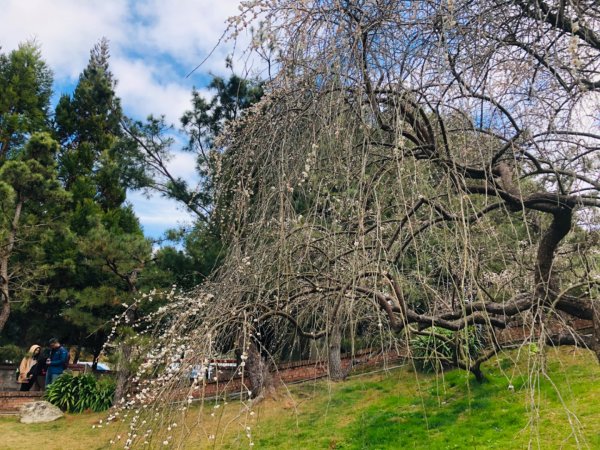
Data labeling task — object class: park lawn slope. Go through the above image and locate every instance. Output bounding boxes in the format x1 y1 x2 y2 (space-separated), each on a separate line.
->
221 347 599 449
0 347 598 449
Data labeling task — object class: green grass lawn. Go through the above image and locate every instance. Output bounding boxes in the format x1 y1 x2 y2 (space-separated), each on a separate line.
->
0 347 598 449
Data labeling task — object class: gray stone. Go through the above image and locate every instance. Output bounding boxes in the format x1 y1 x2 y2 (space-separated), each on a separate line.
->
19 401 64 424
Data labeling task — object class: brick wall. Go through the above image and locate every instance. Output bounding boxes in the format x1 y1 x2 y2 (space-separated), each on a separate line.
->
166 349 407 402
496 318 593 346
0 391 43 413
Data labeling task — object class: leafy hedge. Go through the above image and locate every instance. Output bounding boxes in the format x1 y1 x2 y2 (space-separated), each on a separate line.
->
0 344 24 364
410 327 486 373
45 373 115 412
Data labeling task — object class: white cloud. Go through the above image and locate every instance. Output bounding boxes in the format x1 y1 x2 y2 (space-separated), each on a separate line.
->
130 0 250 74
111 57 193 125
0 0 129 79
128 191 194 237
1 0 248 121
166 151 199 184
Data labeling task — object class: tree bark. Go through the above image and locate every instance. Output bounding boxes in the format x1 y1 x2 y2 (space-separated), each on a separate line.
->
92 347 102 371
535 208 572 300
72 346 81 364
328 320 345 381
592 302 600 363
114 342 133 403
0 198 23 332
470 363 485 383
0 259 10 332
114 305 137 402
246 340 276 401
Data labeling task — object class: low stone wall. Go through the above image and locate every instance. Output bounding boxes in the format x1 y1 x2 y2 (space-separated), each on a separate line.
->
0 391 43 413
0 362 112 412
0 365 19 391
0 363 109 392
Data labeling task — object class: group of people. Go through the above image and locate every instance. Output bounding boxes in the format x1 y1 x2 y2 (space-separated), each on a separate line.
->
17 338 69 391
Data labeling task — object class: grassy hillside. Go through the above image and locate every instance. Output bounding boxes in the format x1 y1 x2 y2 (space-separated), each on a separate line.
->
0 347 598 449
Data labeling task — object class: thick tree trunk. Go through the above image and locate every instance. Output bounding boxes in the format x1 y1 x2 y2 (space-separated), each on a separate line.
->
246 340 276 401
114 305 137 402
0 259 10 332
0 295 9 332
0 199 23 333
72 346 81 364
114 342 133 403
592 302 600 363
535 209 572 300
328 320 345 381
533 208 600 362
470 363 485 383
91 346 102 371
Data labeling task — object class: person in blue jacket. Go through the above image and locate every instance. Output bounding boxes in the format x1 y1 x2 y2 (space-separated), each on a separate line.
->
45 338 69 386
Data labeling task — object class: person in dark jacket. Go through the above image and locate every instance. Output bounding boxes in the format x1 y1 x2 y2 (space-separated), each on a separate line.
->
45 338 69 386
30 347 47 390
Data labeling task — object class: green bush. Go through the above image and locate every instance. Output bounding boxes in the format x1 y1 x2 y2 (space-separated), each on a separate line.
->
0 344 24 364
94 376 117 411
410 327 486 373
45 373 115 413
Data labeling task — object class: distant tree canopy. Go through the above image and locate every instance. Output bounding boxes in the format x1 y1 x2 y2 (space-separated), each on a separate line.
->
0 37 264 362
119 73 263 284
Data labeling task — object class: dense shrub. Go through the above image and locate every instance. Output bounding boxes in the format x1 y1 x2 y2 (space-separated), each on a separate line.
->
45 373 115 412
410 327 486 373
0 344 24 364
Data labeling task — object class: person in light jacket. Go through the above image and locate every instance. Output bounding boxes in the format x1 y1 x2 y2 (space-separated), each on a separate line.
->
45 338 69 386
17 345 42 391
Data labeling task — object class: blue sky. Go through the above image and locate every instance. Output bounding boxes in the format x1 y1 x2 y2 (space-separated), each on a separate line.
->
0 0 256 239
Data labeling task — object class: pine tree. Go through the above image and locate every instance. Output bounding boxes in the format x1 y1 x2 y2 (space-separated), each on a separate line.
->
0 42 52 161
0 44 66 333
0 132 68 331
49 39 153 356
119 74 263 285
55 37 125 209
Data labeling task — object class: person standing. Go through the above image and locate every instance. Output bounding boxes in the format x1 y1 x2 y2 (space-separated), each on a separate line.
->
45 338 69 386
17 345 42 391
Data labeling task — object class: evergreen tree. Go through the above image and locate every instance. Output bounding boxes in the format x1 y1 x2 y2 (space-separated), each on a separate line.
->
49 39 153 357
0 132 68 332
120 74 263 285
0 42 52 162
0 44 66 333
0 41 177 355
55 37 125 209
